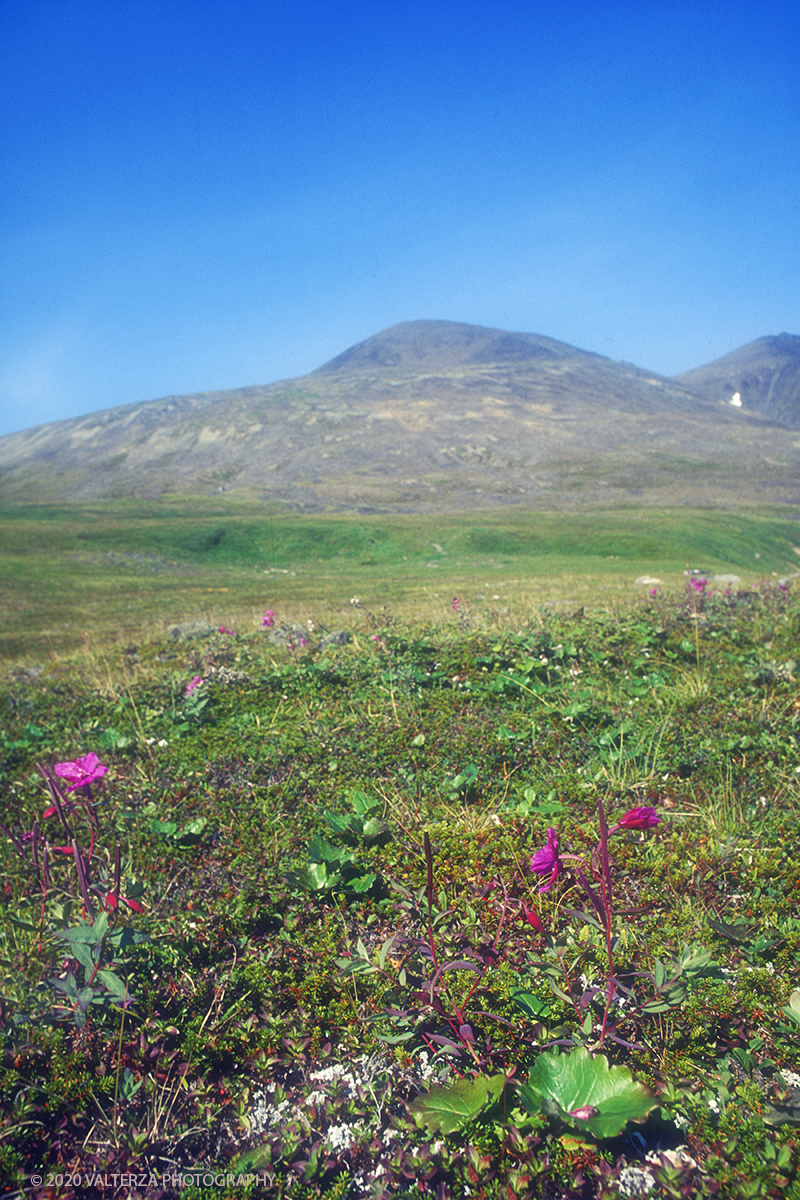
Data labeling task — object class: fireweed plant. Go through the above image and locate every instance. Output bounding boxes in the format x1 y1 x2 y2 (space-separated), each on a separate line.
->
364 804 664 1064
526 802 663 1049
0 753 144 1026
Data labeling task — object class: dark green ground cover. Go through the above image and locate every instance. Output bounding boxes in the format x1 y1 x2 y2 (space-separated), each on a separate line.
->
1 582 800 1198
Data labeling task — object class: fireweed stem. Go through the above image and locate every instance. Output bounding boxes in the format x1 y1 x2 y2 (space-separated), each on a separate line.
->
423 831 439 973
112 980 130 1147
596 793 616 1046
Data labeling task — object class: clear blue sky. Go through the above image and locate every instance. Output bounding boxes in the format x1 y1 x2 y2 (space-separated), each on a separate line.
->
1 0 798 437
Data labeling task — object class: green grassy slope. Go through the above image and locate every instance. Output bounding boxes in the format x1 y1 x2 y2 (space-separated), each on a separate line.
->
2 498 798 660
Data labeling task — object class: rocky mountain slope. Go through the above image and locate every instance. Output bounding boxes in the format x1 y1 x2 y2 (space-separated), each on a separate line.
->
674 334 800 425
1 320 799 511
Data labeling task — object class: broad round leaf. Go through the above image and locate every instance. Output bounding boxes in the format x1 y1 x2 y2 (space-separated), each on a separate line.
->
518 1046 656 1139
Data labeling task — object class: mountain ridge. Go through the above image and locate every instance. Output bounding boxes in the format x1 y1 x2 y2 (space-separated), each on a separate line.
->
674 333 800 425
1 320 799 512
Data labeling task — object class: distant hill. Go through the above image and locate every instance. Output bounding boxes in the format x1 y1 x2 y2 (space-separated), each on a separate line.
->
674 334 800 424
314 320 606 373
1 319 799 512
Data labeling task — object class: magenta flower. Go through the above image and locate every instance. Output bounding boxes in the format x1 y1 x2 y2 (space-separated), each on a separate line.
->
262 609 275 628
185 675 205 697
530 828 561 892
609 805 662 832
53 753 108 793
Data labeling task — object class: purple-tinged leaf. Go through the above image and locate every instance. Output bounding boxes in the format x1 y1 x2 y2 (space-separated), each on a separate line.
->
427 1035 463 1051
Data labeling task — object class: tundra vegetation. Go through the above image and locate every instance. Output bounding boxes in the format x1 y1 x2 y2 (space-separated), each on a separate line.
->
1 503 800 1198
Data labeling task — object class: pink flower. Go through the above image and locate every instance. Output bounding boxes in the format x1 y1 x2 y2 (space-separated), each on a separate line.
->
530 828 561 892
53 753 108 793
262 610 275 628
185 675 205 697
609 805 662 832
451 597 461 612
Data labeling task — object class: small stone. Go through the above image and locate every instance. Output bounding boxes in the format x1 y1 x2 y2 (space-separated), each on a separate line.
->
319 630 352 649
167 621 217 641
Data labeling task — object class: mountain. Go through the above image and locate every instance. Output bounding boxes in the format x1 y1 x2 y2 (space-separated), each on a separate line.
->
1 320 800 512
674 334 800 425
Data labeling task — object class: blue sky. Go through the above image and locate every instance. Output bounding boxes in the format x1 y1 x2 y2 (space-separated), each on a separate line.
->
1 0 798 437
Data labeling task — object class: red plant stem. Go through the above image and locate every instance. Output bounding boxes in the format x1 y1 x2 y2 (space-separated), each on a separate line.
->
73 838 95 923
112 844 121 905
38 845 51 952
423 831 439 972
596 794 616 1045
38 765 73 840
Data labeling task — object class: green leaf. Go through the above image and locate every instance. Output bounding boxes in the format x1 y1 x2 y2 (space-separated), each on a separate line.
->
285 862 341 892
360 816 391 843
97 970 129 999
350 790 377 816
66 939 96 972
348 873 377 893
672 943 722 981
232 1144 273 1175
547 979 576 1007
640 999 675 1014
409 1073 507 1134
77 986 95 1013
49 973 79 1000
450 764 479 792
119 1067 143 1100
510 989 552 1019
783 989 800 1026
378 934 397 970
106 926 149 950
308 834 353 864
174 817 208 846
307 862 340 890
324 812 353 836
150 818 178 837
58 916 105 946
707 915 757 944
7 916 39 932
518 1047 657 1139
93 912 109 940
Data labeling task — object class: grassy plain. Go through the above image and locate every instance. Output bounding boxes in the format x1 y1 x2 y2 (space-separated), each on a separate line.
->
1 497 799 662
1 499 800 1197
2 571 800 1197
